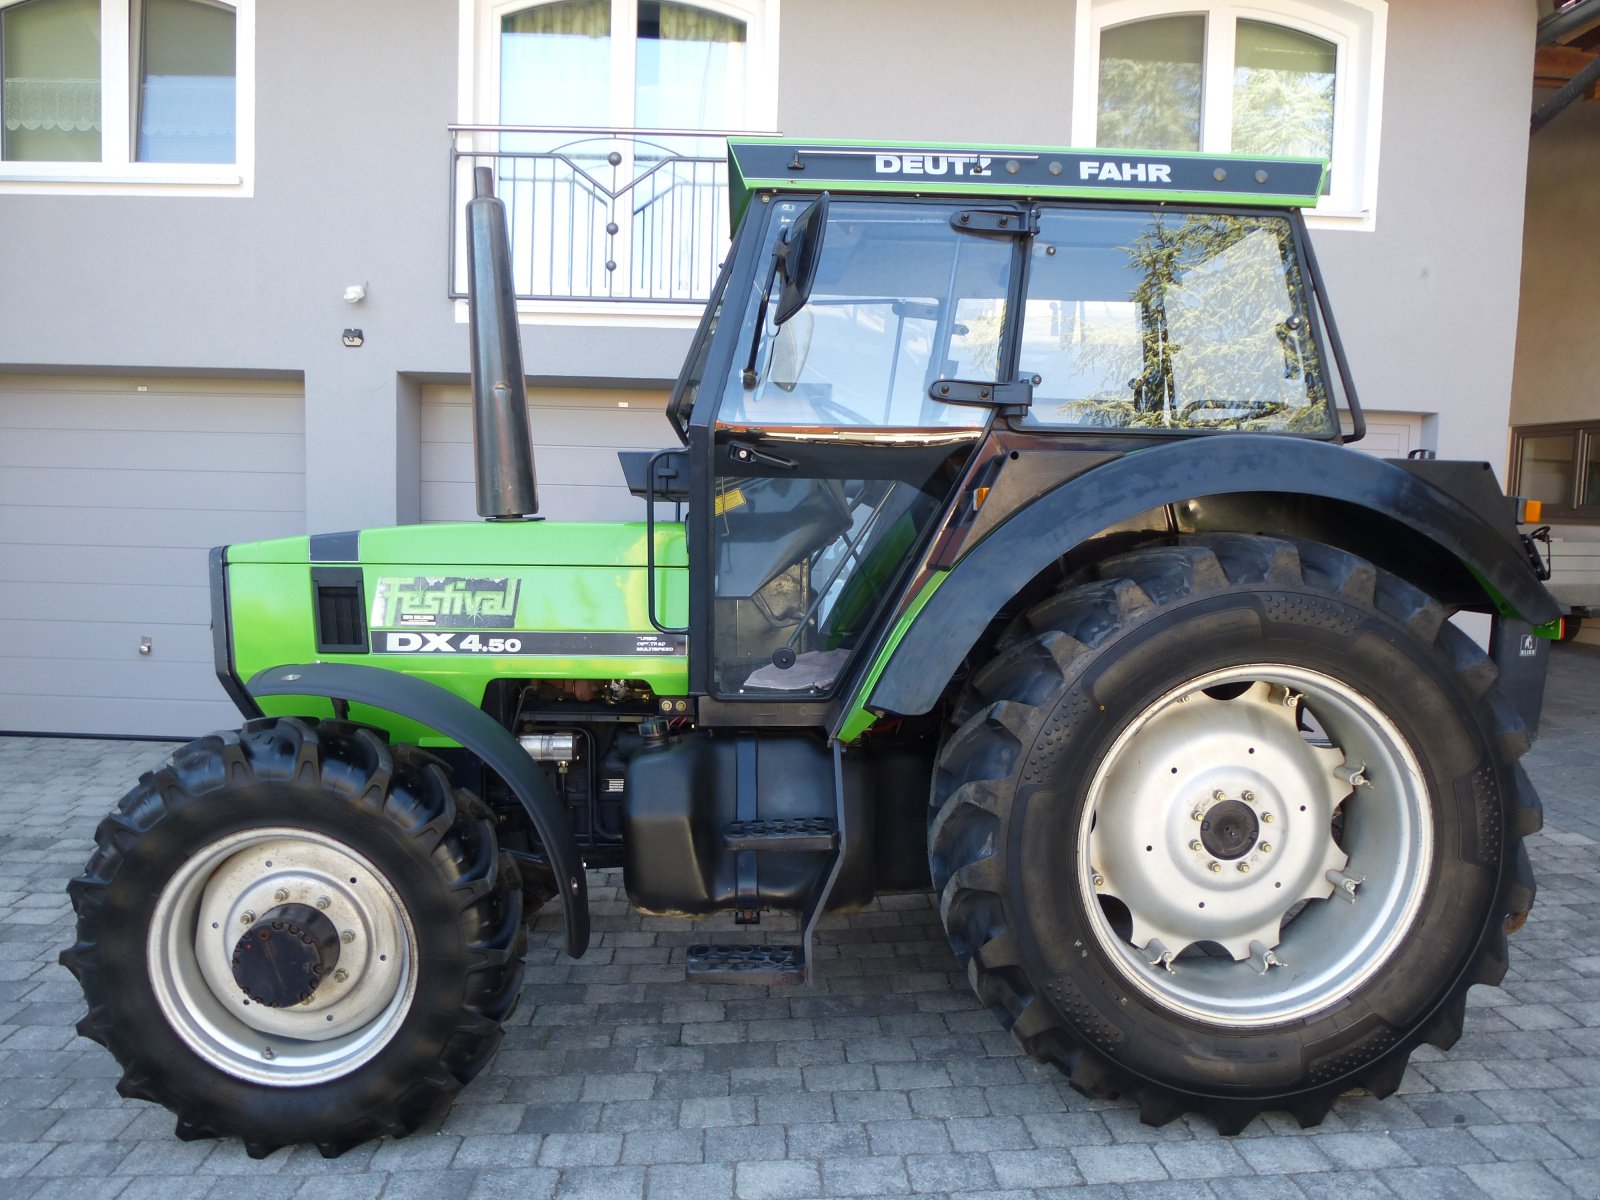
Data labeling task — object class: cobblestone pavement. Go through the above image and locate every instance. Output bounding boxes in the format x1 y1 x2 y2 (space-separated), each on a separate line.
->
2 646 1598 1200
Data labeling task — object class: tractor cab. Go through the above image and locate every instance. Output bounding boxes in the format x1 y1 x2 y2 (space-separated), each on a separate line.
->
652 139 1348 709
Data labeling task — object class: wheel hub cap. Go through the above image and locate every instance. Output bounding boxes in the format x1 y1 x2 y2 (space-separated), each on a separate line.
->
230 903 342 1008
1200 799 1259 860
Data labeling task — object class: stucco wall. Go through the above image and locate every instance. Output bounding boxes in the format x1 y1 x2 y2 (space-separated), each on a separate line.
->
0 0 1541 531
1305 0 1534 474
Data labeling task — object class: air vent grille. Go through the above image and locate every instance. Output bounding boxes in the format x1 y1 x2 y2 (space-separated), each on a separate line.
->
312 568 367 653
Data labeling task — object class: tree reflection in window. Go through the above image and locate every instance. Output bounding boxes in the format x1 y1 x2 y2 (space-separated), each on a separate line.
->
1021 211 1333 434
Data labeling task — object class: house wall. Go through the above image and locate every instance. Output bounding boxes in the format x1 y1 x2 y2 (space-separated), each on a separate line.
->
0 0 1540 535
0 0 690 532
1306 0 1533 470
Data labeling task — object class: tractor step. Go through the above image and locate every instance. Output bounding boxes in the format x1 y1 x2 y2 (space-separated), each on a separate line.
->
686 943 806 984
724 817 839 852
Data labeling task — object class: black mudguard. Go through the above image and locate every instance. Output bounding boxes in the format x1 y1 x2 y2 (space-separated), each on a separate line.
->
249 662 589 958
869 434 1560 718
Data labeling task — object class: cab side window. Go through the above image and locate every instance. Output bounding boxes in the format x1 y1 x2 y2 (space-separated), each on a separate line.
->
1019 208 1333 434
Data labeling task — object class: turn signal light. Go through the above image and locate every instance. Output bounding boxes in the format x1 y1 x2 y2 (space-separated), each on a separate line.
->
1519 498 1543 524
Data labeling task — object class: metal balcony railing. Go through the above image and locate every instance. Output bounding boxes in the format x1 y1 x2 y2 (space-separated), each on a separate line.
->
448 125 766 304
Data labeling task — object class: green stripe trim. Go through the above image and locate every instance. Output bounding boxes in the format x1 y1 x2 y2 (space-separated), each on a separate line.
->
835 572 948 743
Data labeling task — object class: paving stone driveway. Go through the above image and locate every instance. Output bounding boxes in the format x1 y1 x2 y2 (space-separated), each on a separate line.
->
3 646 1598 1200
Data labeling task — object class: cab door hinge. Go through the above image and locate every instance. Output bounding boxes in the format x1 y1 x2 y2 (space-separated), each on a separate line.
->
950 209 1036 236
929 377 1035 416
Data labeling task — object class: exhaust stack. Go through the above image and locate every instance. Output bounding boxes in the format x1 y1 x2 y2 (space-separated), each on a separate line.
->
466 165 539 519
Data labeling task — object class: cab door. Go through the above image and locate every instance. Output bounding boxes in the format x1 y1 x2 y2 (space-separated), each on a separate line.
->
689 196 1023 704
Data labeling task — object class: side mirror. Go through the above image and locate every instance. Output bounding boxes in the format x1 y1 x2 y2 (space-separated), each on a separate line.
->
773 192 829 327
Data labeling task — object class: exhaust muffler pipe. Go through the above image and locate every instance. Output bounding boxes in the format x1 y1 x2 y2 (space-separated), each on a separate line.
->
466 165 539 519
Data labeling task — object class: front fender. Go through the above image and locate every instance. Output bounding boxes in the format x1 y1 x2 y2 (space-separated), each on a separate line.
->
249 662 589 958
869 435 1560 718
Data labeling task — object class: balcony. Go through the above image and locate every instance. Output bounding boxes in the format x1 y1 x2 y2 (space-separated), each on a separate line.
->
448 125 752 306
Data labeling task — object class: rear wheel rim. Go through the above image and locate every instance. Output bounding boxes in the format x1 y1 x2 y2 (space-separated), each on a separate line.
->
1078 664 1433 1026
147 826 417 1086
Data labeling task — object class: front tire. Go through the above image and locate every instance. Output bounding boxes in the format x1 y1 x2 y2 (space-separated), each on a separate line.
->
930 535 1540 1131
60 718 525 1157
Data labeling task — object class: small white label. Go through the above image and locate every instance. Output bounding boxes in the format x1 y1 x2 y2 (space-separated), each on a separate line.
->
1520 634 1537 658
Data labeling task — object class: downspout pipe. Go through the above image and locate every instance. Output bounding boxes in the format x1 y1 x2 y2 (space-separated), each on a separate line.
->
1532 51 1600 134
465 165 540 519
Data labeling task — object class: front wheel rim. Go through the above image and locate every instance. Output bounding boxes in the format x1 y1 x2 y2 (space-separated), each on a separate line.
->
1079 665 1433 1026
148 826 418 1086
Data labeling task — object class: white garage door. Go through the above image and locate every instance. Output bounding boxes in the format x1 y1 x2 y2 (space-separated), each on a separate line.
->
419 385 674 522
0 375 305 738
1343 411 1426 458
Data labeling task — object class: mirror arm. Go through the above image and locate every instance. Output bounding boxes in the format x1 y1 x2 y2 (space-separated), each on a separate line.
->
740 252 781 390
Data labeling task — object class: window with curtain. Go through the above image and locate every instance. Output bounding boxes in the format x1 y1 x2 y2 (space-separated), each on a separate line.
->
1 0 243 169
1079 1 1385 222
135 0 236 163
499 0 747 130
1 0 101 162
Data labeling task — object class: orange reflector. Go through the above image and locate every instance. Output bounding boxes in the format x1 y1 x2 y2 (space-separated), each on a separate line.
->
974 486 991 509
1524 498 1543 523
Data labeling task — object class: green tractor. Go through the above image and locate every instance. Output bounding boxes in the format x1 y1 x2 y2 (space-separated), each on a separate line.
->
63 139 1561 1154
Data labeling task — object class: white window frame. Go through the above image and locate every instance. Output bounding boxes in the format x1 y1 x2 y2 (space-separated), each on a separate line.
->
1072 0 1386 230
459 0 778 137
0 0 254 196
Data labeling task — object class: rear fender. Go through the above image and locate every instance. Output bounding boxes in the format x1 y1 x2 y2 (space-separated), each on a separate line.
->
868 435 1560 718
249 662 589 957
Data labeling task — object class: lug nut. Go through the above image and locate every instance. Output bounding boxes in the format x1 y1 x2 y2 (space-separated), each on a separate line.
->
273 888 289 903
341 930 355 944
333 968 349 983
1262 812 1274 823
1241 791 1255 803
240 911 255 926
1212 790 1226 802
1208 862 1222 874
1260 843 1272 854
316 896 331 910
1189 840 1202 852
1091 872 1105 888
1237 862 1251 874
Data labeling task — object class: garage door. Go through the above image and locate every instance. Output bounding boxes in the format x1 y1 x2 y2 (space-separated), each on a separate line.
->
0 376 305 738
419 384 674 522
1342 411 1425 458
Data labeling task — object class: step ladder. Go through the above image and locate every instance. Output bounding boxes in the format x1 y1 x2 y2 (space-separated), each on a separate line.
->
685 741 846 986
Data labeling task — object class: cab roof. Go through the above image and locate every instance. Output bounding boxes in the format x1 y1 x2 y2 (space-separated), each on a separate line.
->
726 138 1328 225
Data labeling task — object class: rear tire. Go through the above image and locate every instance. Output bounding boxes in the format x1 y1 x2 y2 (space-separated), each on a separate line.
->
930 535 1540 1131
60 717 525 1157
